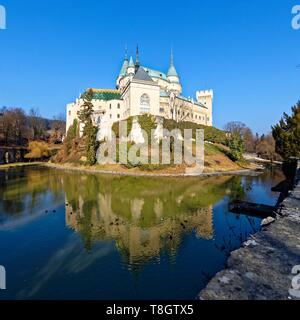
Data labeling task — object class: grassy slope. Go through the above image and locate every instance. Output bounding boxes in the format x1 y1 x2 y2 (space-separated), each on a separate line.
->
50 140 253 174
204 143 245 172
47 142 255 174
90 142 253 174
51 115 255 174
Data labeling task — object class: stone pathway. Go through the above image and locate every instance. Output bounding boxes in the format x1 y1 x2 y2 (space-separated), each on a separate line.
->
198 162 300 300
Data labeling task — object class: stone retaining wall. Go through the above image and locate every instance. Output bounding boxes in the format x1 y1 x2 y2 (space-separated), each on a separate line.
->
0 147 27 165
198 159 300 300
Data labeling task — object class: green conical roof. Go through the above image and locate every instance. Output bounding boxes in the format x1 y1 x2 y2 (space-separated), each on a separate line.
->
167 50 179 81
167 65 179 77
129 56 135 68
119 58 129 77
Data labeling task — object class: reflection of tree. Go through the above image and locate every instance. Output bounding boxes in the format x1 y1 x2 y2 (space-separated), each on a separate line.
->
2 200 24 217
0 167 64 227
226 176 246 201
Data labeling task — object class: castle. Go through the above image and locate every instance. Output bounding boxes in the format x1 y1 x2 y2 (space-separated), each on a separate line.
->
66 47 213 139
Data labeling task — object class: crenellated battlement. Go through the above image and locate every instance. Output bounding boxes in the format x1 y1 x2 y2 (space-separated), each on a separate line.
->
196 89 214 99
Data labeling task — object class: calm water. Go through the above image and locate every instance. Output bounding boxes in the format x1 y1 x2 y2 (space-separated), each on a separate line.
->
0 166 283 300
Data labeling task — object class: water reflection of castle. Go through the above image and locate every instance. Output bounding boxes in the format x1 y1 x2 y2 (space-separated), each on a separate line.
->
0 167 236 265
66 192 214 266
1 167 283 269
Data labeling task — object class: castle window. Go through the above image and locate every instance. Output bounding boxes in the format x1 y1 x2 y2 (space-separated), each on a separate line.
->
110 104 112 109
118 103 120 109
68 111 71 116
140 94 150 113
117 114 120 119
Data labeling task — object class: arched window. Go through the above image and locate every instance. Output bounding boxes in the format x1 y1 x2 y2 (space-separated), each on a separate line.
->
140 94 150 113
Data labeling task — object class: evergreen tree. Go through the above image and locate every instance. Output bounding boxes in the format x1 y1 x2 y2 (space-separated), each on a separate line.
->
65 119 79 155
77 89 99 165
227 133 245 161
224 122 245 161
272 101 300 159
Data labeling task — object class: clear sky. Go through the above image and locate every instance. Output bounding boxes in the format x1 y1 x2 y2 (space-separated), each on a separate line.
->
0 0 299 134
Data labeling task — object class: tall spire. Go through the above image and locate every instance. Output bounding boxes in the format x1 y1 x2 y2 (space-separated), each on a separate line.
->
119 47 129 77
170 48 174 67
135 45 140 71
129 56 134 67
126 56 135 75
125 44 128 61
167 48 179 81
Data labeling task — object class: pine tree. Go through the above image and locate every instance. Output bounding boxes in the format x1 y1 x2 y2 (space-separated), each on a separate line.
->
272 101 300 159
78 89 94 134
227 133 245 161
77 89 99 165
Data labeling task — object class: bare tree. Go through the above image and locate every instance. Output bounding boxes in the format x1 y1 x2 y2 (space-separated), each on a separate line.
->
50 114 66 143
0 107 13 144
12 108 28 145
224 121 246 136
169 93 193 123
253 132 260 152
0 107 29 145
256 133 279 161
243 127 255 152
28 108 46 140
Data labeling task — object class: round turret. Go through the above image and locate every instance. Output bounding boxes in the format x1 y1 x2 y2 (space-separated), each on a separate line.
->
167 50 182 94
116 53 129 88
127 56 135 75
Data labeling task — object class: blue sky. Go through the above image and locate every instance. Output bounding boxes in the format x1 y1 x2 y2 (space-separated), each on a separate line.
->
0 0 299 134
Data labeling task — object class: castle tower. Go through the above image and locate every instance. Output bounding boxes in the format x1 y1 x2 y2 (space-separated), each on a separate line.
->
116 49 129 89
196 90 214 126
135 45 140 72
127 56 135 75
167 50 182 94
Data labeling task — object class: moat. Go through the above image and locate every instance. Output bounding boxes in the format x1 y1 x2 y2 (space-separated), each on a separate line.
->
0 166 283 300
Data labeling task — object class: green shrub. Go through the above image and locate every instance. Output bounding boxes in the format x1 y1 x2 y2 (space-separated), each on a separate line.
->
112 117 133 138
227 134 245 161
137 114 157 143
112 117 226 144
163 118 226 144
